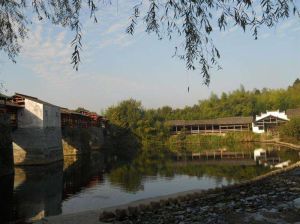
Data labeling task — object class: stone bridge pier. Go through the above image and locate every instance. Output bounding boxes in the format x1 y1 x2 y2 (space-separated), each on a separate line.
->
0 114 14 176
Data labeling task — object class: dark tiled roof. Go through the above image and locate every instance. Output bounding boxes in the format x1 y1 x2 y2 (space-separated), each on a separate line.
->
60 108 90 117
286 108 300 119
0 93 11 100
166 116 253 126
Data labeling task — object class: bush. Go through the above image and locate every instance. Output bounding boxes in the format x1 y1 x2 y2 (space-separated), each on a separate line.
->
279 118 300 143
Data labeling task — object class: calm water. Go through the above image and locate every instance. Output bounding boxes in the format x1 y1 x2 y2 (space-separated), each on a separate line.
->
0 143 299 223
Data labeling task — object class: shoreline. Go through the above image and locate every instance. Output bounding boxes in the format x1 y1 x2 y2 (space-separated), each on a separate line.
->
253 140 300 150
37 160 300 224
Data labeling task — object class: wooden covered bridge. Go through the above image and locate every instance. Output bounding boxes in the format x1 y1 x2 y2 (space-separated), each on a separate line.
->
166 116 253 135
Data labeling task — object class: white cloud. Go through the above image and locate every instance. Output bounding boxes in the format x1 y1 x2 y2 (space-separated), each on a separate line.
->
20 23 82 86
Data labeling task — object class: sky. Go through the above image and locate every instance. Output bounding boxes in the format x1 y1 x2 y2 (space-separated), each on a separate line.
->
0 1 300 113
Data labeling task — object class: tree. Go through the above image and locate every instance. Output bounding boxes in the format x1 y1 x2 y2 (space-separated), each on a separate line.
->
293 78 300 87
1 0 299 84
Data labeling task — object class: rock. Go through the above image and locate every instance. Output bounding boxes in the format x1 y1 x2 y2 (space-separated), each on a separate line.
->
293 198 300 209
290 187 300 192
150 201 160 210
99 211 115 222
186 208 192 213
139 203 148 211
115 209 128 221
128 206 139 217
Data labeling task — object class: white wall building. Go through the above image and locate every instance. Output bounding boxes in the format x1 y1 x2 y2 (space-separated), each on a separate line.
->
11 93 63 165
252 110 289 134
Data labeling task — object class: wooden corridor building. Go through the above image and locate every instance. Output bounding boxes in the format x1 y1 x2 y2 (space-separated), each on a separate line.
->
0 94 23 129
167 116 253 135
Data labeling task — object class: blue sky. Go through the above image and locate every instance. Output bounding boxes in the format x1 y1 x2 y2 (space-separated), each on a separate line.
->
0 2 300 113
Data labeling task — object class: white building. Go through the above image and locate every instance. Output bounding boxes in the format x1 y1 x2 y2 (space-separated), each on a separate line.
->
11 93 63 165
252 110 289 134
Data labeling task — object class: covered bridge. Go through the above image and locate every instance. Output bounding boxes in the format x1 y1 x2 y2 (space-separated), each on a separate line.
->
0 93 23 129
166 116 253 135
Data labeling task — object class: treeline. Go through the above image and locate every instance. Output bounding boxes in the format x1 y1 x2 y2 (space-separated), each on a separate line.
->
279 118 300 144
157 79 300 120
103 79 300 147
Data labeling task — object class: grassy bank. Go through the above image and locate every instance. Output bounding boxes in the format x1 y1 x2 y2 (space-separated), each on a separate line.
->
168 132 261 153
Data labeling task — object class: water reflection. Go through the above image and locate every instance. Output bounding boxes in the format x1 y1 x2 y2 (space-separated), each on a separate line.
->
0 144 299 223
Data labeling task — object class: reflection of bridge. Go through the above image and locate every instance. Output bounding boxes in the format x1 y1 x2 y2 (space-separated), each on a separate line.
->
175 148 293 169
0 153 106 223
175 151 253 160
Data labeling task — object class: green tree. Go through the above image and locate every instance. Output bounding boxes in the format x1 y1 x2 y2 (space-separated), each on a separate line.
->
105 99 144 131
280 118 300 142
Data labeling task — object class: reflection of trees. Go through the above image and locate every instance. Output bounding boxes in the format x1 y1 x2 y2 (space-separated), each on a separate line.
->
109 167 144 192
107 149 174 192
273 148 300 163
63 153 105 200
0 174 14 223
172 164 269 182
107 147 270 193
169 136 261 153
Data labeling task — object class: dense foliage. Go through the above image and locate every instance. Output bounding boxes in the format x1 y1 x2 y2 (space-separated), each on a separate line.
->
163 80 300 120
279 118 300 143
105 99 170 142
104 79 300 148
169 132 260 152
1 1 299 82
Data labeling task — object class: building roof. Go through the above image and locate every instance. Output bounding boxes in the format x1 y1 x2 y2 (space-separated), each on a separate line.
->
255 110 288 122
286 108 300 119
14 93 59 108
0 93 12 100
0 100 24 108
60 107 90 117
166 116 253 126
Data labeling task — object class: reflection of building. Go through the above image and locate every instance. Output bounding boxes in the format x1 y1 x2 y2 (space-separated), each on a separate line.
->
253 148 266 161
252 110 289 133
0 163 63 223
253 148 291 168
0 175 14 223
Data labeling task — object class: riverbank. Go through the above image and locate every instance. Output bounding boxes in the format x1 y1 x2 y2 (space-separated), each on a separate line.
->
256 140 300 150
36 161 300 224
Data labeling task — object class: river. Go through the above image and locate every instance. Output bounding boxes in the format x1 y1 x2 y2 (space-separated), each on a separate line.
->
0 143 299 223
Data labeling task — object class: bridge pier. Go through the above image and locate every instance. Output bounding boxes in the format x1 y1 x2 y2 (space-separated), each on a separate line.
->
0 114 14 176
